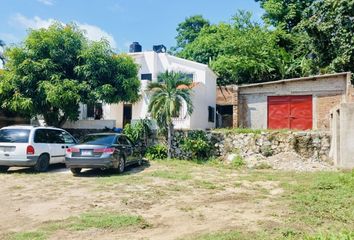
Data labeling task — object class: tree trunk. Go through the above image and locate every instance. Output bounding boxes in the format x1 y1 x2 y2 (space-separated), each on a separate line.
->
167 122 173 159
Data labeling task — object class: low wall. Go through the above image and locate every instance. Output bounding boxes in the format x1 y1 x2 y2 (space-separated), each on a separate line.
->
63 120 116 130
170 130 331 162
65 128 116 141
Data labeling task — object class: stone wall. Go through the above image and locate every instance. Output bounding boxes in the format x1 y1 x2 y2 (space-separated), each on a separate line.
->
170 130 331 162
213 131 331 162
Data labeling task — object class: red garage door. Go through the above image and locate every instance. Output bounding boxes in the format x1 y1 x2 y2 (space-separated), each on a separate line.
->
268 95 312 130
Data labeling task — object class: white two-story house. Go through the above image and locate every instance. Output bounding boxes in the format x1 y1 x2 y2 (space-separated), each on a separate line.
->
63 43 217 130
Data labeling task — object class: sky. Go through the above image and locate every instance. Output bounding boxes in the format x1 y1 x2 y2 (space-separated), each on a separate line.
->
0 0 264 53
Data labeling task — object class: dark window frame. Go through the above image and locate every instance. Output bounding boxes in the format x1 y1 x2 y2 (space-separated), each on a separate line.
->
141 73 152 81
208 106 215 123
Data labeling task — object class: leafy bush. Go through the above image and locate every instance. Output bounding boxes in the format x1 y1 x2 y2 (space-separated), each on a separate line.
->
145 144 168 160
181 130 212 159
123 119 152 144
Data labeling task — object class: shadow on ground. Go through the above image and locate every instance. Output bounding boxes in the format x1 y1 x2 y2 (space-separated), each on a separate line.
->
2 160 151 177
76 160 151 178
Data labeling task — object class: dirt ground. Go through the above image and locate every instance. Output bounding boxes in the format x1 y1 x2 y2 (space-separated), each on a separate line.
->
0 161 325 240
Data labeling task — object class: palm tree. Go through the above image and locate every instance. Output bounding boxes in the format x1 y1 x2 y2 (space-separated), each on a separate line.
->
147 71 194 158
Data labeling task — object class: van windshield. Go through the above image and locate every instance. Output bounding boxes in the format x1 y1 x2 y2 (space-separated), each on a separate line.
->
0 129 31 143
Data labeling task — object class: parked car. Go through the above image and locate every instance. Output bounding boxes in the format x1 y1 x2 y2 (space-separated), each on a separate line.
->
0 125 77 172
65 133 143 175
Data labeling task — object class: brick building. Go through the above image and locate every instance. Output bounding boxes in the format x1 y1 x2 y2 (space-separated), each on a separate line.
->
216 72 353 130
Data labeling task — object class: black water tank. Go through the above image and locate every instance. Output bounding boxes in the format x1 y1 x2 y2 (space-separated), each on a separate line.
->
153 45 167 53
129 42 142 53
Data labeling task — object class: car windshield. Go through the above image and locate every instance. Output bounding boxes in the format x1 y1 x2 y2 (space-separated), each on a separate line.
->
0 129 31 143
80 134 116 145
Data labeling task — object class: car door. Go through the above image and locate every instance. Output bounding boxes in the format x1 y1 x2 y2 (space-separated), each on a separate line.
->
47 129 66 163
33 129 52 162
117 135 134 164
126 137 141 163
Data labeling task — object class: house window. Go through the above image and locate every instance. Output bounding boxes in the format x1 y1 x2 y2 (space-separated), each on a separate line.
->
141 73 152 81
208 106 215 123
87 103 103 120
185 73 194 81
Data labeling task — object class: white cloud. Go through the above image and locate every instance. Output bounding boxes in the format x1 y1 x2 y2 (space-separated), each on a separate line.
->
12 14 117 49
78 23 117 49
37 0 55 6
13 13 56 29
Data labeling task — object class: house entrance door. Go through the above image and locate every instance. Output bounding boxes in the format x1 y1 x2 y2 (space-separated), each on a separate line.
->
123 104 132 127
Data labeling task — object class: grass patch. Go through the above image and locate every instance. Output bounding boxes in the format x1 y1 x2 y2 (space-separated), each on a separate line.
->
194 180 221 190
187 230 354 240
6 212 149 240
187 230 247 240
67 212 149 230
284 171 354 229
230 155 245 169
8 231 46 240
96 174 147 186
149 170 192 180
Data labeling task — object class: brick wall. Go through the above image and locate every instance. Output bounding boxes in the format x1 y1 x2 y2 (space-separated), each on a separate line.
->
216 85 239 127
316 94 342 129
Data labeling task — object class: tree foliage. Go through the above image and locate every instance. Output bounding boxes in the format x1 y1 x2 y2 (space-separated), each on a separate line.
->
172 15 210 53
173 2 354 85
0 23 140 126
177 11 298 85
258 0 354 79
300 0 354 75
255 0 315 32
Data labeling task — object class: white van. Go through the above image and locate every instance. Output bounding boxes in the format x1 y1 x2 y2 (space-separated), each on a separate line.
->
0 125 77 172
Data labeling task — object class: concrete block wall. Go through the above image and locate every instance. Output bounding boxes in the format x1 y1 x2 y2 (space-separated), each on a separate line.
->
330 103 354 169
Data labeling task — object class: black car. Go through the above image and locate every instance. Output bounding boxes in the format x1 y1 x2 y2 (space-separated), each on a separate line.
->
65 133 142 175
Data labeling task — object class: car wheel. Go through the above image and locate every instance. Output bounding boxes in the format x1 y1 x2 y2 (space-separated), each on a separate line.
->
137 154 143 166
117 156 125 173
70 168 82 176
0 166 9 172
34 154 50 172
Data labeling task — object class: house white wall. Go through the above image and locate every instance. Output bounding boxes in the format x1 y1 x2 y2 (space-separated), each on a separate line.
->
71 51 217 130
103 51 217 130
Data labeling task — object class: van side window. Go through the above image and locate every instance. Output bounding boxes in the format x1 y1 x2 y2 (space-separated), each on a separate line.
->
34 129 50 143
60 131 76 144
47 130 65 144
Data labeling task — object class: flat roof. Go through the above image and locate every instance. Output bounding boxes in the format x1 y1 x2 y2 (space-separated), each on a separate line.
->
238 72 351 88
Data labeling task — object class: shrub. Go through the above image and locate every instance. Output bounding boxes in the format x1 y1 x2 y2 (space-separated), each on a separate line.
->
123 119 152 144
260 145 273 157
230 155 245 168
181 130 212 159
145 144 168 160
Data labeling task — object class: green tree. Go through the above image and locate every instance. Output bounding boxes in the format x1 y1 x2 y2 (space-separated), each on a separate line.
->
178 11 297 85
300 0 354 76
147 71 193 158
257 0 354 79
0 23 140 127
255 0 315 32
172 15 210 53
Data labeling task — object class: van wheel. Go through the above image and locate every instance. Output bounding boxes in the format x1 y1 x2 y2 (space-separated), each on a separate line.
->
0 166 9 172
34 154 50 172
70 168 81 176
